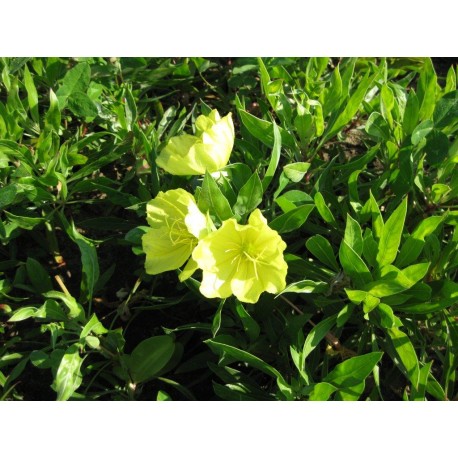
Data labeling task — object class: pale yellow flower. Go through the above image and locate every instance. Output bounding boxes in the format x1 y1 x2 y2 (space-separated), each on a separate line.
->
156 110 234 175
192 209 288 304
142 188 208 277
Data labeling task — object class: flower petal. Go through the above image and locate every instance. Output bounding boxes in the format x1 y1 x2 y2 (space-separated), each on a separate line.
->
193 209 288 303
156 134 204 175
200 271 232 299
178 257 199 282
155 111 234 176
142 228 192 275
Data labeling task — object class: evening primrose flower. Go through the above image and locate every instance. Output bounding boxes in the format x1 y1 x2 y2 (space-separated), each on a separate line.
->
156 110 234 175
192 209 288 304
142 188 208 277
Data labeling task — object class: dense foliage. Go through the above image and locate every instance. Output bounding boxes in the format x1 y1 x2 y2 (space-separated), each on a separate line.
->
0 57 457 400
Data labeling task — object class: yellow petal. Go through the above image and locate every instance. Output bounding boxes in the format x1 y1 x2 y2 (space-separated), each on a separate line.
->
200 271 233 299
192 209 288 303
142 228 192 275
156 134 204 175
143 189 207 276
178 257 199 282
155 111 234 176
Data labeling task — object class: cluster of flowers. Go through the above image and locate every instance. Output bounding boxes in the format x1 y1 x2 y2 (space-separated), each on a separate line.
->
142 110 288 304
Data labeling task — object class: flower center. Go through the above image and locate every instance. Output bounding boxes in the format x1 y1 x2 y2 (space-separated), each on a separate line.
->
224 240 270 280
167 218 196 251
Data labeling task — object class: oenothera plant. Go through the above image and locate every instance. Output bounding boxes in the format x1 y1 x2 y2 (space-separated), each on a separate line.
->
192 209 288 304
156 109 235 175
142 110 289 304
142 188 211 278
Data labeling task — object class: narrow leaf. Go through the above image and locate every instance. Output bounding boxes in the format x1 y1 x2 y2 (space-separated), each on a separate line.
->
233 172 263 218
306 235 339 271
55 344 83 401
376 197 407 268
262 120 281 192
199 171 234 223
386 327 420 390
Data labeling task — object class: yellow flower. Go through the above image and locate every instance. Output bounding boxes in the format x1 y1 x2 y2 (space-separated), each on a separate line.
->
192 209 288 304
142 188 208 277
156 110 234 175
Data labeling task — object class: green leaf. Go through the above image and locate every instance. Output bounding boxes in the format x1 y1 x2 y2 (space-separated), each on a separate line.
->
233 172 263 218
445 66 457 94
362 294 380 314
366 263 430 298
280 279 328 295
55 344 84 401
30 350 51 369
314 192 336 225
283 162 310 183
26 257 53 294
64 217 99 303
56 62 91 108
308 382 337 401
425 372 447 401
0 184 18 209
4 211 45 230
305 235 339 271
205 339 292 399
376 197 407 268
334 381 366 401
211 300 225 338
402 89 420 136
397 215 445 268
223 163 253 192
8 306 38 322
301 314 337 366
45 89 61 131
294 109 313 143
339 240 372 288
262 120 282 192
411 120 433 145
343 214 363 256
365 112 391 140
345 289 381 313
433 90 458 130
320 71 375 146
35 299 67 321
199 171 234 223
8 57 32 74
234 301 260 342
362 229 378 267
323 352 383 388
257 57 275 107
80 313 108 339
417 58 437 121
361 191 384 240
67 91 98 118
322 65 343 116
380 84 395 127
386 327 420 390
393 301 450 314
238 109 296 149
275 190 313 212
376 303 398 328
43 291 85 321
127 335 176 384
157 390 172 401
23 64 39 124
425 130 450 167
410 362 432 401
269 204 314 234
124 84 137 130
336 303 355 328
